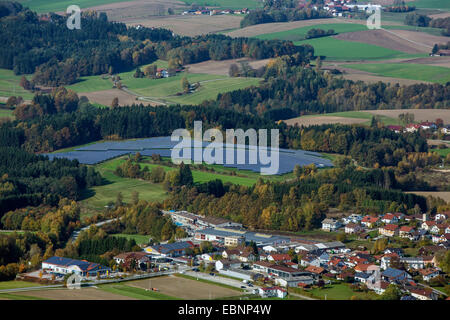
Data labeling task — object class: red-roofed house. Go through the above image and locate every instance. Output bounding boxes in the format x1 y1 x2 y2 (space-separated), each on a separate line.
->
345 223 363 234
305 265 325 275
381 213 398 224
421 221 436 231
361 216 379 228
379 224 399 237
268 253 292 263
418 268 440 282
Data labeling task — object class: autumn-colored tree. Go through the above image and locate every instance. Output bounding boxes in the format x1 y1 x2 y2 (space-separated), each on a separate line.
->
111 97 119 108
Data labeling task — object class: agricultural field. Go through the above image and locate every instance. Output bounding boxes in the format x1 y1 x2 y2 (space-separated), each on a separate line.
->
361 109 450 123
79 161 168 213
3 287 134 300
406 191 450 203
0 69 34 100
18 0 137 13
294 37 421 61
128 275 244 299
0 281 43 290
410 0 450 10
284 111 401 127
67 60 261 106
255 23 368 41
181 0 262 10
343 63 450 84
98 282 179 300
0 108 14 119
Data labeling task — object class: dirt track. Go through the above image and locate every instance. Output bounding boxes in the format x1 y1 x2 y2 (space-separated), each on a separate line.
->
129 276 243 299
185 58 270 76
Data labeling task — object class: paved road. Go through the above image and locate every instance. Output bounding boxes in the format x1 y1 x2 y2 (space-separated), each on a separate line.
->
71 218 120 241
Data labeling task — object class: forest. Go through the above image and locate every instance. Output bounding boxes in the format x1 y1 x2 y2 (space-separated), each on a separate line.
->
0 3 308 86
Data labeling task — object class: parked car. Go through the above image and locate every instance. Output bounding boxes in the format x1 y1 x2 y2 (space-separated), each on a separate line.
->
209 272 215 276
240 286 246 289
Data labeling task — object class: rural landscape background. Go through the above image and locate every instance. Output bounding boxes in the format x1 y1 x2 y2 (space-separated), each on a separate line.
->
0 0 449 303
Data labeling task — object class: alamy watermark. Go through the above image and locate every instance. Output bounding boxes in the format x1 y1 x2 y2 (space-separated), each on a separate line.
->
67 5 81 30
366 6 381 30
171 121 280 175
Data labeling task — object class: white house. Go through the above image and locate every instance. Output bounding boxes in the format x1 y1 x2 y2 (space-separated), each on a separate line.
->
258 286 287 299
321 218 342 232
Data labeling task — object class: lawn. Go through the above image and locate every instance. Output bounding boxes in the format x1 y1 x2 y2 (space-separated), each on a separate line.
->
79 164 168 213
111 233 151 245
434 148 450 158
343 63 450 84
0 68 34 100
0 281 43 290
98 283 179 300
306 283 378 300
100 156 261 187
0 108 14 119
294 37 424 61
18 0 136 13
255 23 368 41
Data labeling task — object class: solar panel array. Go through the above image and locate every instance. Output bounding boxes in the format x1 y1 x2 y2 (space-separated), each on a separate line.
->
46 137 333 175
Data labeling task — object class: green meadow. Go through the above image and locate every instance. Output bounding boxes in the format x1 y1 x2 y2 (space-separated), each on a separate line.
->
112 233 151 245
181 0 262 10
98 283 179 300
255 23 368 41
294 37 425 61
344 63 450 84
0 281 43 290
0 108 14 119
0 69 34 100
410 0 450 10
297 111 401 126
18 0 135 13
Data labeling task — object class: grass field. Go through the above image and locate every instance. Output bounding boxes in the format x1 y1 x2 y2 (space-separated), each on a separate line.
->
294 37 424 61
343 63 450 84
111 233 151 245
255 23 368 41
98 283 179 300
305 283 378 300
434 148 450 157
181 0 262 10
19 0 136 13
0 109 14 119
0 281 43 290
0 69 34 100
410 0 450 10
99 156 262 187
286 111 400 126
67 60 260 105
80 163 168 213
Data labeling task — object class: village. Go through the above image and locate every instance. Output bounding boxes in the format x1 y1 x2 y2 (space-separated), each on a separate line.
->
21 207 448 300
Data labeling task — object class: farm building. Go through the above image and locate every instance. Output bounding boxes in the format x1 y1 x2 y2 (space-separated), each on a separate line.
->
144 241 195 257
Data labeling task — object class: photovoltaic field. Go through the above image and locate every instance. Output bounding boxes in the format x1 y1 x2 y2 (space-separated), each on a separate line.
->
46 136 333 175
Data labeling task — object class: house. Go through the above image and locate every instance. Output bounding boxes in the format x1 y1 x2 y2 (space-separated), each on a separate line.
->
379 224 399 237
113 252 151 270
258 286 287 298
321 218 342 232
409 288 438 300
345 223 363 234
354 272 371 284
431 223 448 235
200 253 214 262
421 221 436 231
342 214 362 224
400 257 425 270
144 241 195 257
381 213 398 224
399 226 415 239
222 249 240 260
300 255 321 267
361 216 379 228
419 122 437 130
304 265 325 275
387 125 403 133
354 263 376 273
42 256 111 278
268 253 291 264
381 267 411 282
432 233 450 244
434 212 448 222
215 259 242 271
383 248 404 257
238 251 256 262
405 123 420 133
418 268 440 282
